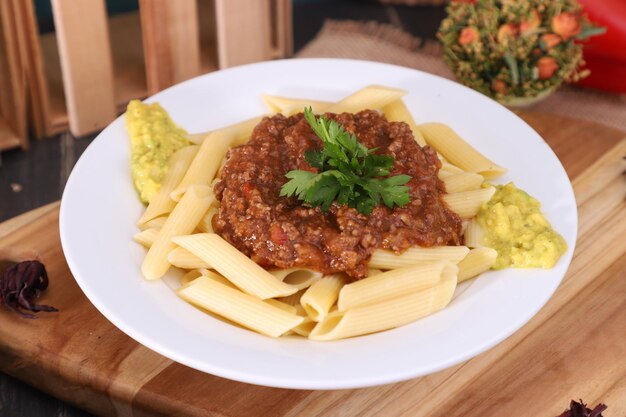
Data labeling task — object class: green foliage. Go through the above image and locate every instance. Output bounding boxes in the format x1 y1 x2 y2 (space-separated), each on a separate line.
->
280 108 411 215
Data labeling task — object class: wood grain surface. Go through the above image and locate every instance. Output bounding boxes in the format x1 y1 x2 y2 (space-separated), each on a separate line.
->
0 112 624 417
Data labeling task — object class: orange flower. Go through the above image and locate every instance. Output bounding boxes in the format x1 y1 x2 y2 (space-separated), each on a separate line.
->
551 13 581 40
537 57 559 79
459 27 479 45
541 33 561 49
520 9 541 34
497 23 519 43
492 80 507 94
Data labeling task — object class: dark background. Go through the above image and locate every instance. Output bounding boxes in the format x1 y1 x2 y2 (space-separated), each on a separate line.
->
0 1 444 415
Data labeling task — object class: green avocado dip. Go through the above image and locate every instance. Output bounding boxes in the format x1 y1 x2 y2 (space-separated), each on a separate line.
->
476 182 567 269
126 100 191 204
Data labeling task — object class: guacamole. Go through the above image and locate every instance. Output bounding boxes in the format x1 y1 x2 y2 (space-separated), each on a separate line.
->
476 183 567 269
126 100 191 204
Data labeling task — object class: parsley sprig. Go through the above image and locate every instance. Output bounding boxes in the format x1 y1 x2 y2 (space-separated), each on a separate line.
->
279 107 411 215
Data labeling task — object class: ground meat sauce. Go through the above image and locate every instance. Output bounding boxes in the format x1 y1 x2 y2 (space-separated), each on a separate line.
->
213 110 463 279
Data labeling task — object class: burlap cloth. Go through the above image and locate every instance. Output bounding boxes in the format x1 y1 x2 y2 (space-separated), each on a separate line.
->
296 21 626 133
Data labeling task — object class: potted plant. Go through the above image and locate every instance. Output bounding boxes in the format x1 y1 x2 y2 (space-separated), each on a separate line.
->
438 0 605 107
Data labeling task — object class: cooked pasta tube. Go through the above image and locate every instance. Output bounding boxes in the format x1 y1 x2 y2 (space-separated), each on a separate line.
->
196 205 219 233
300 274 347 322
458 247 498 283
291 305 317 337
186 115 264 145
265 299 298 315
261 95 331 114
138 145 199 225
367 269 384 276
324 85 406 114
170 130 234 202
338 261 458 311
464 218 485 248
141 185 215 280
381 100 426 146
178 277 304 337
309 272 457 341
172 233 299 299
138 216 168 231
168 247 211 269
277 289 306 306
443 186 496 219
418 123 506 179
180 269 207 288
369 246 469 269
269 268 323 290
440 161 465 175
133 228 159 248
442 172 485 193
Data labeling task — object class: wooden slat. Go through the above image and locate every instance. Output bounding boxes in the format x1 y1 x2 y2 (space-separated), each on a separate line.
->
0 113 623 416
215 0 272 68
274 0 293 58
139 0 201 95
198 0 219 73
0 0 28 149
50 0 116 136
11 0 52 140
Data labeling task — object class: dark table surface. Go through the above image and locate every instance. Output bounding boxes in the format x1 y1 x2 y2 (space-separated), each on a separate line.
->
0 1 444 416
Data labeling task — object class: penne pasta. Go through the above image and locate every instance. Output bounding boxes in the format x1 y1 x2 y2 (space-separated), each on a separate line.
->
168 247 211 269
196 205 219 233
309 272 457 341
367 268 384 276
186 115 264 145
178 277 304 337
458 247 498 283
442 172 485 193
443 186 496 219
172 233 299 299
300 274 347 322
464 218 485 248
418 123 506 179
170 132 231 202
180 269 207 288
269 268 323 290
141 185 215 280
381 99 426 146
133 228 159 248
261 95 332 114
324 85 406 114
265 299 298 315
338 261 458 311
138 145 199 225
138 215 168 231
369 246 469 269
290 305 318 337
277 289 306 307
440 161 465 175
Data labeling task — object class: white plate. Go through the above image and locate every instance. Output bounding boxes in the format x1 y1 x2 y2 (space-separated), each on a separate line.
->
60 58 577 389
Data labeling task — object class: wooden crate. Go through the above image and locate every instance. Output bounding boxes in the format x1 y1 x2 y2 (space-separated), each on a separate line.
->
1 0 292 141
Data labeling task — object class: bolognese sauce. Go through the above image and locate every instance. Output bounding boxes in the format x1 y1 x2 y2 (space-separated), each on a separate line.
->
213 110 463 279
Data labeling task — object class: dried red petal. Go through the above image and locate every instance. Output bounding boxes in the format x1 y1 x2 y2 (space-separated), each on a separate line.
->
0 260 58 319
556 400 607 417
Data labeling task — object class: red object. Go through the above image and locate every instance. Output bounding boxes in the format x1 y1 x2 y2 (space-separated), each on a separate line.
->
577 0 626 93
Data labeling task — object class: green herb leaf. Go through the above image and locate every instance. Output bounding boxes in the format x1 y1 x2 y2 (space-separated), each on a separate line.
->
280 107 412 215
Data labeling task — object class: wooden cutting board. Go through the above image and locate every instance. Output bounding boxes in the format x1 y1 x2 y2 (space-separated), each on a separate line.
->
0 112 625 417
